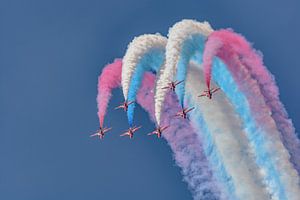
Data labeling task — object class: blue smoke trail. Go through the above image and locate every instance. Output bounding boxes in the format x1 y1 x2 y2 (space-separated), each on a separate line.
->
127 49 165 126
175 35 206 107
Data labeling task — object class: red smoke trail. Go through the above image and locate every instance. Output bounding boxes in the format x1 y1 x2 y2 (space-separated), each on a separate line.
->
202 29 300 174
96 60 224 199
97 59 122 127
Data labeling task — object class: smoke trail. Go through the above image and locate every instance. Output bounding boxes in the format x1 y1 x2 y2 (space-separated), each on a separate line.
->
210 59 288 199
184 62 269 200
96 60 224 199
203 30 300 175
96 19 300 200
121 34 167 126
154 19 213 125
137 73 225 200
202 30 300 199
96 59 122 127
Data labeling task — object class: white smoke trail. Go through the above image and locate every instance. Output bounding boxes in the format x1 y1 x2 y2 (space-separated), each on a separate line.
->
154 19 213 125
121 34 167 99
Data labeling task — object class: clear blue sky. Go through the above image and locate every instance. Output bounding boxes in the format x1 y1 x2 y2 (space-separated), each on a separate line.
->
1 0 299 199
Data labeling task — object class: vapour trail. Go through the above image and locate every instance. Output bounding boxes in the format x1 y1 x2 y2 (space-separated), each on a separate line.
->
202 30 300 199
96 59 122 127
203 30 300 176
184 62 269 200
209 59 288 199
137 72 225 200
96 60 225 199
96 19 300 200
121 34 167 126
154 19 213 125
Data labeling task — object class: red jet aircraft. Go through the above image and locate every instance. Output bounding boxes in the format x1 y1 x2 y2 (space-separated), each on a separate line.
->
162 80 184 92
175 107 195 119
115 100 134 112
148 125 170 138
120 126 142 139
90 127 112 139
198 87 220 99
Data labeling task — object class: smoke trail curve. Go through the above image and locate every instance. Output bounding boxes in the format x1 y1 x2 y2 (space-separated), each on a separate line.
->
204 30 300 177
97 59 122 127
96 60 225 199
95 19 300 200
154 19 212 125
202 30 300 199
121 34 167 126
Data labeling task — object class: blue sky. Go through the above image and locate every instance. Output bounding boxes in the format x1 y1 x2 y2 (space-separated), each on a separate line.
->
1 0 299 199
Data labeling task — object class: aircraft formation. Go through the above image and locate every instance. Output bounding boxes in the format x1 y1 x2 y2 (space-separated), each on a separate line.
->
92 81 220 140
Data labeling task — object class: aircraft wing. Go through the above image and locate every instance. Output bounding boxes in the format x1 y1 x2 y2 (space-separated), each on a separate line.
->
120 132 129 137
174 113 182 117
90 132 99 137
128 101 135 105
175 80 184 86
161 126 169 131
211 88 220 93
147 131 156 136
198 93 206 97
186 107 195 113
132 126 141 132
114 105 123 110
103 127 112 133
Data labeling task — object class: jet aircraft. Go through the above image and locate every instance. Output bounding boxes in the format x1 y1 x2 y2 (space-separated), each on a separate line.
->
90 127 112 139
175 107 195 119
198 87 220 99
148 125 170 138
120 126 142 139
115 100 135 112
162 80 184 92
